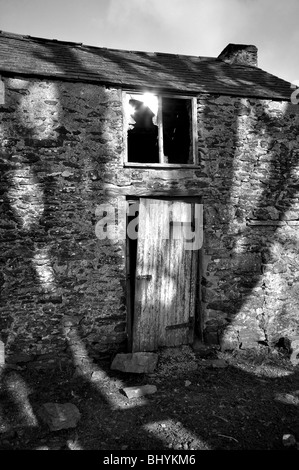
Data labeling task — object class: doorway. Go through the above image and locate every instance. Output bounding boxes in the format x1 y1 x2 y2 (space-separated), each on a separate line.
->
126 197 202 352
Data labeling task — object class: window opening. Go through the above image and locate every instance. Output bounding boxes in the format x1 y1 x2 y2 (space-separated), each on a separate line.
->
125 92 195 165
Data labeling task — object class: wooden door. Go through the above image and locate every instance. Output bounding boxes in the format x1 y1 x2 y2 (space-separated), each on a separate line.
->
132 198 199 352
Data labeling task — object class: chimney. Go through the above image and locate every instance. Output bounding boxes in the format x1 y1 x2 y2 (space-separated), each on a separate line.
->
218 44 258 67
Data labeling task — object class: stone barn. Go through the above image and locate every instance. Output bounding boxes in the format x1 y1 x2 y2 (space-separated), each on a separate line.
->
0 31 298 367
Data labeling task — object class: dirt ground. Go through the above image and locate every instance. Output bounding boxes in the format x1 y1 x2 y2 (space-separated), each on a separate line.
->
0 345 298 452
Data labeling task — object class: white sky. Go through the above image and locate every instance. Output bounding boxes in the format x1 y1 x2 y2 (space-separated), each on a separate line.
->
0 0 298 83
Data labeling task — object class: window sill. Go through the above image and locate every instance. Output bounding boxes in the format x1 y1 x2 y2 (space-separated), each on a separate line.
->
124 163 201 169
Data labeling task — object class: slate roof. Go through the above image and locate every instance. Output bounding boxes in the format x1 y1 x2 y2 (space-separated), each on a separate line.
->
0 30 293 100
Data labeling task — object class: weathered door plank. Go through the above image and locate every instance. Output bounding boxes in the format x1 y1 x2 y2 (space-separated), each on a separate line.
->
132 198 198 352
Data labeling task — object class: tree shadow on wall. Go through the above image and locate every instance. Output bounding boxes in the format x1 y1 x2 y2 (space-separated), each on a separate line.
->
199 81 299 349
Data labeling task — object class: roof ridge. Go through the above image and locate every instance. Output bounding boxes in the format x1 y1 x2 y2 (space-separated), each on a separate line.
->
0 30 84 47
0 29 216 60
0 30 30 41
0 29 95 49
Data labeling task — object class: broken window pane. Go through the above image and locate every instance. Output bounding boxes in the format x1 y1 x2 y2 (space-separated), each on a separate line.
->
126 93 159 163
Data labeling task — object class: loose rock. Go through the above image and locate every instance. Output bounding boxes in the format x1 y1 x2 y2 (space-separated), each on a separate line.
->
275 393 299 406
123 384 157 399
91 370 108 381
282 434 296 447
37 403 81 431
111 352 158 374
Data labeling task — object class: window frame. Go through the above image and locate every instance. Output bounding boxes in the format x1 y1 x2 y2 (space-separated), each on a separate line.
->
122 91 199 168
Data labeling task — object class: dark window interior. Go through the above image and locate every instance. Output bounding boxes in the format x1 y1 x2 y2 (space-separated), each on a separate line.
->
127 94 193 164
162 97 192 164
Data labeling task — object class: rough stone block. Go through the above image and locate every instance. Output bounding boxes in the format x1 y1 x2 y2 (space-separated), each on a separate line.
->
111 352 158 374
219 335 240 351
238 328 264 349
37 403 81 431
123 384 157 399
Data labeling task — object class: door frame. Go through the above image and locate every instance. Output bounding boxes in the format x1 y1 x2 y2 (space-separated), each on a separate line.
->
125 195 203 352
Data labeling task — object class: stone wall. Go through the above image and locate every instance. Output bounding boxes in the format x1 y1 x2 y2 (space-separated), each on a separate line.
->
0 78 128 365
0 76 299 365
197 95 299 349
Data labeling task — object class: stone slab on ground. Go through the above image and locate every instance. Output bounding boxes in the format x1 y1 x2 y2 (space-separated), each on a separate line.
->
37 403 81 431
111 352 158 374
123 384 157 399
